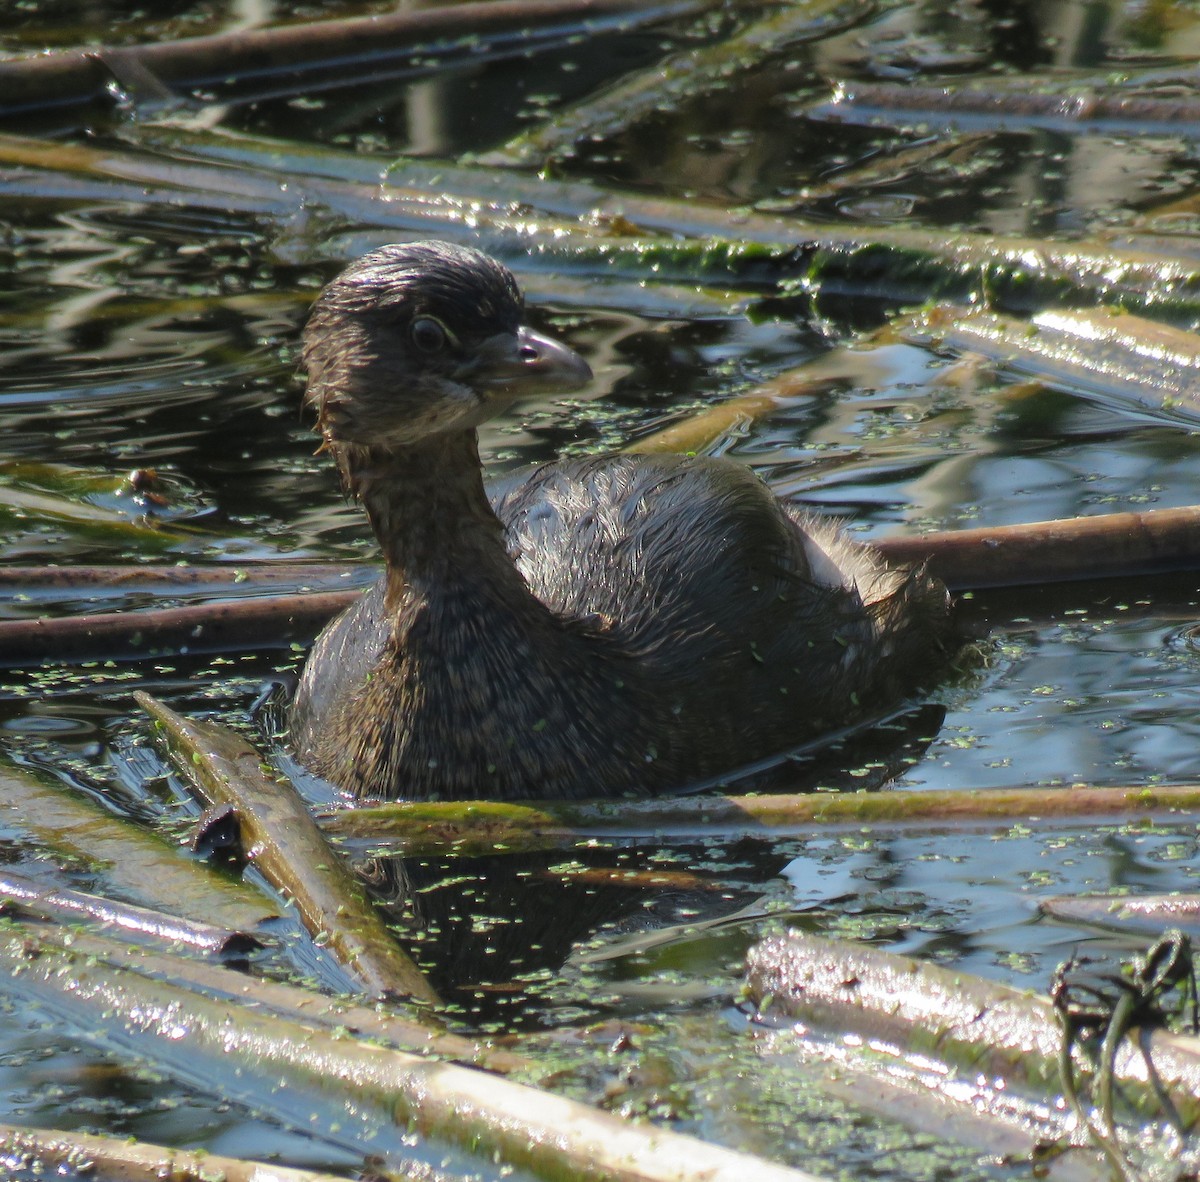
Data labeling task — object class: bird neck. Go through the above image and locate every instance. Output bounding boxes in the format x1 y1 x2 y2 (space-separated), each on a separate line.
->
342 430 527 611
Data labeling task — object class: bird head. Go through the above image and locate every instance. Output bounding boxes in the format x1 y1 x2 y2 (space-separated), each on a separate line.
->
302 241 592 451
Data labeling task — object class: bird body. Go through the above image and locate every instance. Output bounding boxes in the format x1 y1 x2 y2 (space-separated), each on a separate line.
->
290 242 955 802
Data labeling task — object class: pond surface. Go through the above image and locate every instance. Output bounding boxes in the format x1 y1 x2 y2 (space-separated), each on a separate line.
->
1 0 1199 1179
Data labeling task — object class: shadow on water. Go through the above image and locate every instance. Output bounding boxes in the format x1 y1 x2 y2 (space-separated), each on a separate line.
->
355 703 948 1025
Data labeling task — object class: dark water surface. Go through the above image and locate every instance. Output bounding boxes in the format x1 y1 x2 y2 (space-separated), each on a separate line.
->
1 0 1199 1179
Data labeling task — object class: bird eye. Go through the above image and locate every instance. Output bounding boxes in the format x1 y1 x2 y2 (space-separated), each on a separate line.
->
410 317 447 353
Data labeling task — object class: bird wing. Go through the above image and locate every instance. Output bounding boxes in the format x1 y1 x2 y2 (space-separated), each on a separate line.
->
491 453 870 659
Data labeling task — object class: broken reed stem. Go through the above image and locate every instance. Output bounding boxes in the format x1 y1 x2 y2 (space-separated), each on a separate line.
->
0 1123 355 1182
0 589 359 662
675 1009 1108 1182
319 782 1200 854
0 758 280 931
1039 894 1200 938
21 923 532 1075
903 303 1200 412
812 79 1200 136
0 868 262 956
0 561 363 590
745 929 1200 1129
136 692 440 1006
873 505 1200 591
120 120 1200 323
0 0 699 115
0 922 823 1182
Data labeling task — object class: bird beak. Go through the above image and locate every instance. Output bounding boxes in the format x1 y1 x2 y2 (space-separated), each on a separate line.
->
470 325 593 398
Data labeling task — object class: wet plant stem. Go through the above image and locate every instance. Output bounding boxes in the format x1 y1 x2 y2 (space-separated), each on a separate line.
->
0 921 825 1182
0 0 701 116
625 376 839 455
320 782 1200 854
0 868 262 956
0 561 370 592
0 758 280 931
0 1123 358 1182
871 505 1200 591
7 130 1200 317
745 929 1200 1130
11 923 532 1075
902 303 1200 413
1040 894 1200 939
810 79 1200 138
136 692 440 1006
0 589 360 662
